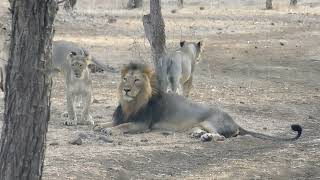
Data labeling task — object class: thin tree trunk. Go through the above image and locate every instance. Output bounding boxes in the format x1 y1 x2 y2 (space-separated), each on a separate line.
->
0 0 57 179
290 0 297 6
142 0 167 91
177 0 183 8
127 0 143 9
266 0 272 9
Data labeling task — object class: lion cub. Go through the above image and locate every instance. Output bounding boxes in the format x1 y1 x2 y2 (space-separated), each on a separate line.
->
61 51 93 126
166 40 203 97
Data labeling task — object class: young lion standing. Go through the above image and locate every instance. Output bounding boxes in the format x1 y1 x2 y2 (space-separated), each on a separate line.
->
53 42 94 126
166 40 203 97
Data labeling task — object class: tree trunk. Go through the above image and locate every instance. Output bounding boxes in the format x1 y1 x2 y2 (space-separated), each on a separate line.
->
127 0 143 9
266 0 272 9
0 0 57 179
142 0 167 91
290 0 297 6
177 0 183 8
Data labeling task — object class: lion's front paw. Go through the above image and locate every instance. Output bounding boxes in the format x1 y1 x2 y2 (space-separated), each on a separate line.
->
64 119 77 126
191 129 207 138
93 124 103 132
101 128 113 136
79 115 94 125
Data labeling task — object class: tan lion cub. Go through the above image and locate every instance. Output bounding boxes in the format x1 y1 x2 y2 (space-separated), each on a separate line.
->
63 51 93 126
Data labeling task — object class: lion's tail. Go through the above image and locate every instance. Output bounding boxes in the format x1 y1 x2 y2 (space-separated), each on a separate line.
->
238 124 302 141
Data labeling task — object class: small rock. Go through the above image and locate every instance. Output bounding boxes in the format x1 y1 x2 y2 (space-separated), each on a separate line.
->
98 135 114 143
308 115 315 119
270 22 275 25
62 112 68 117
106 106 111 109
171 9 177 14
244 50 249 53
161 131 174 136
49 142 59 146
118 141 122 145
199 7 205 10
94 115 103 119
254 46 258 49
78 132 88 139
69 137 82 145
280 42 285 46
108 18 117 23
240 101 245 104
140 139 148 142
232 57 235 60
263 127 267 130
92 99 99 103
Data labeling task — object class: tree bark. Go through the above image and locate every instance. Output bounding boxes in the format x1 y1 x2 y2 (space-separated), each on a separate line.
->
142 0 167 91
266 0 272 9
127 0 143 9
290 0 297 6
0 0 57 179
177 0 183 8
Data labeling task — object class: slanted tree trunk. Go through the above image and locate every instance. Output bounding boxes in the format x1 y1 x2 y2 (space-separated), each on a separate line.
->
177 0 184 8
290 0 297 6
127 0 143 9
143 0 168 91
266 0 272 9
0 0 57 179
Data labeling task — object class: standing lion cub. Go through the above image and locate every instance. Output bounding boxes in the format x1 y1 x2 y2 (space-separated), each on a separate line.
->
166 40 203 97
52 42 94 126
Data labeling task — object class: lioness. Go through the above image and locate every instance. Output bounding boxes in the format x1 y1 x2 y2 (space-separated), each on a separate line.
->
166 40 203 97
57 50 93 126
94 62 302 142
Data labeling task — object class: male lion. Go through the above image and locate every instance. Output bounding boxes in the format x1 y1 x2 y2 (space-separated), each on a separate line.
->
94 63 302 142
166 40 203 97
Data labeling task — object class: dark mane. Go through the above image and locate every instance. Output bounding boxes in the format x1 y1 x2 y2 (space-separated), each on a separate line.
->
112 92 165 128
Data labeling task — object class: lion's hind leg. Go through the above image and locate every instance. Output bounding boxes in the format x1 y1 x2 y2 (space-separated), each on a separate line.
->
192 121 226 142
182 76 193 97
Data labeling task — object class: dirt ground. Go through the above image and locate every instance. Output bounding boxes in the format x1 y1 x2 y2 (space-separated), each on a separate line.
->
0 0 320 179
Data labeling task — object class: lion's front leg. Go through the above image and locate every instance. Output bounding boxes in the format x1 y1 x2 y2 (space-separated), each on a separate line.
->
93 122 114 132
79 91 94 125
100 122 149 136
64 91 77 126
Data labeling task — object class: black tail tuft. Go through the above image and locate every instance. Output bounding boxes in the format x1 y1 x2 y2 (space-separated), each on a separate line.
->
291 124 302 140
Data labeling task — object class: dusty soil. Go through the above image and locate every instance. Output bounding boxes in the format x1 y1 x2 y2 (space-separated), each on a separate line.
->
1 0 320 179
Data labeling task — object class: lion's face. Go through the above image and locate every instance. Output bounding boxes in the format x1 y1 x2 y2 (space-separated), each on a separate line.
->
119 64 153 103
68 51 89 78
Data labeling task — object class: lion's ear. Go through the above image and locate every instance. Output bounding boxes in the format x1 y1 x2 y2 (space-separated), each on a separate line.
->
180 41 186 47
120 64 129 77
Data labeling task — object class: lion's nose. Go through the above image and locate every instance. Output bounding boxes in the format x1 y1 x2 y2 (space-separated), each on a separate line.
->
124 88 131 93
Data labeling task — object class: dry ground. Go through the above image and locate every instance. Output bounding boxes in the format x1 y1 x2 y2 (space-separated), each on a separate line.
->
1 0 320 179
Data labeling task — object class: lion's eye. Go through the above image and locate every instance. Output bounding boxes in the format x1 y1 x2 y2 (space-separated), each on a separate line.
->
134 79 140 83
79 64 83 67
123 77 127 81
